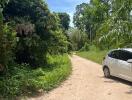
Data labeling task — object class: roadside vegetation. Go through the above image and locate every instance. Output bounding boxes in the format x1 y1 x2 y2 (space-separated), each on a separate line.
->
69 0 132 63
73 0 132 49
0 54 71 98
77 46 108 64
0 0 131 99
0 0 72 99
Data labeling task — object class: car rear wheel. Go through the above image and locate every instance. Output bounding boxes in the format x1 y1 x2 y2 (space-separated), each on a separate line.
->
103 67 110 78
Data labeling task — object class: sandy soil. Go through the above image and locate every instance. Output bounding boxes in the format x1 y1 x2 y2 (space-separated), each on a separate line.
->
29 55 132 100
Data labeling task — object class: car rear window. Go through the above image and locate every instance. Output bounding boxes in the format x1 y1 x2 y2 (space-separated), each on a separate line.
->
108 50 132 61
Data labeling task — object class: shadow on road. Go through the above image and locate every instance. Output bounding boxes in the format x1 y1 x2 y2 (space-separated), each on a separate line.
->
101 76 132 95
101 76 132 86
110 77 132 95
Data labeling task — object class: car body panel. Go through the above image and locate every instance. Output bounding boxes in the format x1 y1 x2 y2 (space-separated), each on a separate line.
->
103 48 132 82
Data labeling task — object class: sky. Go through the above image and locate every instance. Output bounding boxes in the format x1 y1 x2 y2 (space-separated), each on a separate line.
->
45 0 90 27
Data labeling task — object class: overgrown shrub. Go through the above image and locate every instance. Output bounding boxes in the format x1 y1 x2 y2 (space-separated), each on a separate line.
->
3 0 69 68
0 54 71 99
0 23 16 72
15 35 47 68
80 43 90 51
0 0 71 99
48 30 68 54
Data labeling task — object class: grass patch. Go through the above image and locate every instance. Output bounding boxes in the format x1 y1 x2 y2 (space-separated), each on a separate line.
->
0 54 71 99
77 46 108 64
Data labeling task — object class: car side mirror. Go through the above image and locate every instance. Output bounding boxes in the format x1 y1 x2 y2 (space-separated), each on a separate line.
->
127 59 132 63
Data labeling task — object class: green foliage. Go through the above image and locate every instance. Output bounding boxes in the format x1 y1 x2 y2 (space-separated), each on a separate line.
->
53 13 71 52
73 3 88 30
15 35 47 67
0 0 9 7
57 13 70 30
2 0 49 66
48 30 68 54
2 0 70 67
97 0 132 49
73 1 110 41
0 54 71 98
68 28 88 51
77 46 108 64
74 0 132 49
79 42 90 51
0 0 71 98
0 23 16 71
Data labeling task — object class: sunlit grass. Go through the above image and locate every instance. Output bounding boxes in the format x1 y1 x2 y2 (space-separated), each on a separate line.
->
0 54 72 98
77 50 108 64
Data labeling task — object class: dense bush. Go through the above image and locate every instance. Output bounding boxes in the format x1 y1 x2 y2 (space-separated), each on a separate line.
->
0 0 70 68
79 43 90 51
0 23 16 72
48 30 68 54
0 54 71 98
0 0 71 99
15 35 47 67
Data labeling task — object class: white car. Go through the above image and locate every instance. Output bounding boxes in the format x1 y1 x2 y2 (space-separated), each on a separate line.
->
103 48 132 82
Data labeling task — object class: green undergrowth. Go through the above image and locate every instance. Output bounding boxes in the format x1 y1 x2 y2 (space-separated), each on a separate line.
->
77 46 108 64
0 54 71 99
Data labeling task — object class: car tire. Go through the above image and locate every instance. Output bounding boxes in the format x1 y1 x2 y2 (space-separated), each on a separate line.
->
103 67 110 78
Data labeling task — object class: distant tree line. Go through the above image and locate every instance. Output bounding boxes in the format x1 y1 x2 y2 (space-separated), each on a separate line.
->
72 0 132 50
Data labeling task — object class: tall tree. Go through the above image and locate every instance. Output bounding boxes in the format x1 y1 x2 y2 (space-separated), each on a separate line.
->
3 0 69 66
57 13 70 30
97 0 132 49
73 1 110 42
73 3 88 30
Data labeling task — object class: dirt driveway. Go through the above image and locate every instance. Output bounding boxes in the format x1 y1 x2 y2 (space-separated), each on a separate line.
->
29 55 132 100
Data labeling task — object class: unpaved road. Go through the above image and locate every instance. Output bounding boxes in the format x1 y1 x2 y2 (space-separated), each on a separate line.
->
29 55 132 100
